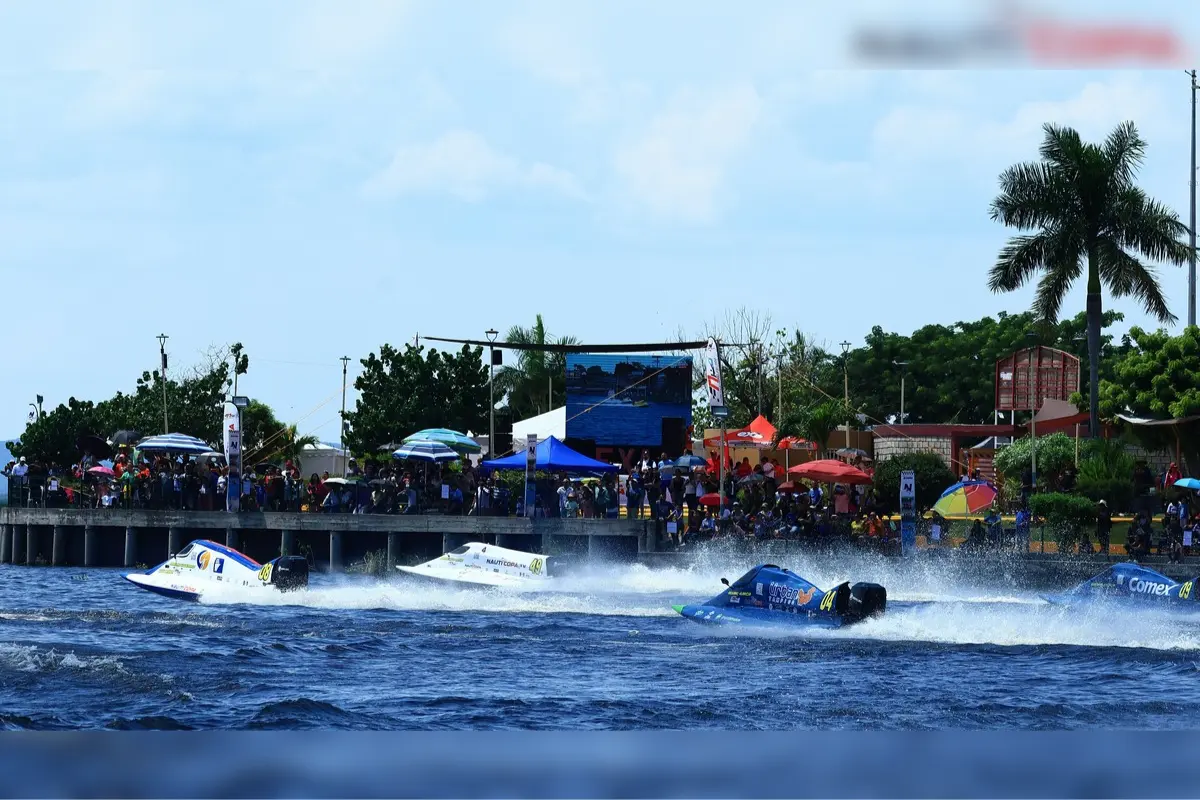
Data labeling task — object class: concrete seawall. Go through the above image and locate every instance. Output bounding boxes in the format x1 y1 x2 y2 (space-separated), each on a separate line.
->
0 508 651 570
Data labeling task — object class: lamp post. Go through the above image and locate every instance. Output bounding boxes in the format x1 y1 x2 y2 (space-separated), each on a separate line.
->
893 360 909 424
840 341 851 448
1189 69 1197 327
1026 332 1039 492
486 329 498 458
156 334 169 433
340 356 350 475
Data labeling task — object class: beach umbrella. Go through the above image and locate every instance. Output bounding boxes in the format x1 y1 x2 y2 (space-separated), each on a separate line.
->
402 428 482 454
392 440 460 463
134 433 213 455
836 447 872 461
698 492 724 507
87 465 115 478
670 454 708 470
932 480 998 519
322 477 365 487
737 473 766 486
110 430 142 447
788 459 873 485
76 434 113 460
1174 477 1200 491
777 482 798 493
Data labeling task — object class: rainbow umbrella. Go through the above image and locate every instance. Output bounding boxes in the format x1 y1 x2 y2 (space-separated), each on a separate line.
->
933 480 998 518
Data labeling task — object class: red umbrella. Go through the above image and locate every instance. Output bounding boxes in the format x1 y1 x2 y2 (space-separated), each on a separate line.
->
699 493 723 507
787 459 872 485
777 482 797 492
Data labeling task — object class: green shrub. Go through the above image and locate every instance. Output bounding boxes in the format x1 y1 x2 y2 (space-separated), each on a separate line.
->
873 453 956 514
1073 438 1134 511
994 433 1077 488
1030 492 1097 552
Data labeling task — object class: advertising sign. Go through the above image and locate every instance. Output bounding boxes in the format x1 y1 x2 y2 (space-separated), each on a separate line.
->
900 469 916 556
705 338 728 418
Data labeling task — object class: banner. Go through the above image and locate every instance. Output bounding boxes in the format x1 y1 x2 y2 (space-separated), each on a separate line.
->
900 469 916 556
704 338 728 418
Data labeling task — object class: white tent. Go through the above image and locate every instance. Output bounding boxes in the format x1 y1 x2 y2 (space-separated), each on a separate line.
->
297 442 349 477
511 407 566 454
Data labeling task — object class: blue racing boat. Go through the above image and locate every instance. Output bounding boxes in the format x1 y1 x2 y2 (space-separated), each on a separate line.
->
1043 562 1200 610
673 564 887 628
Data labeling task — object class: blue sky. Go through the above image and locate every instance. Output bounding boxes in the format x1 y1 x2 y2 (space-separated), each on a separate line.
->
2 0 1197 442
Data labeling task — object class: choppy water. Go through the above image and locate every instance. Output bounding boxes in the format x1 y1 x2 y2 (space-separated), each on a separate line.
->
2 552 1199 730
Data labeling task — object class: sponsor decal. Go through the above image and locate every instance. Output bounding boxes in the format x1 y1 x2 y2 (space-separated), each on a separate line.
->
485 558 526 570
1128 578 1172 596
529 558 544 575
768 583 816 606
197 551 211 571
213 558 224 575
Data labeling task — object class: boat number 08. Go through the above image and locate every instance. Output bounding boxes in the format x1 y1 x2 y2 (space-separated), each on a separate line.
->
258 564 273 583
819 590 835 612
1181 581 1193 600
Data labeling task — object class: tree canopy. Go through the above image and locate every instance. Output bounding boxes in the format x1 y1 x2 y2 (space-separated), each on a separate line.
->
343 342 488 455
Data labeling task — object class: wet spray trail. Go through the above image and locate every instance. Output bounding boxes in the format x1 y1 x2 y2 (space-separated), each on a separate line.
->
1 556 1199 730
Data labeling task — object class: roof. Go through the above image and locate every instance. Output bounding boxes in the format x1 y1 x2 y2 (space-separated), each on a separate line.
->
480 436 618 473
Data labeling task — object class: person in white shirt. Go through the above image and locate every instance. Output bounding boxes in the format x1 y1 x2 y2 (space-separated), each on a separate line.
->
12 457 28 477
761 457 775 481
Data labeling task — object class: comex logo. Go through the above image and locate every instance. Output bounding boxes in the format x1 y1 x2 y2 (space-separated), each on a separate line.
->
1129 579 1171 596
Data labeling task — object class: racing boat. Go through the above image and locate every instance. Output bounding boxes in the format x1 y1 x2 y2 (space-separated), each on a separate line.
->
125 539 309 602
673 564 887 628
1043 562 1200 609
397 542 561 589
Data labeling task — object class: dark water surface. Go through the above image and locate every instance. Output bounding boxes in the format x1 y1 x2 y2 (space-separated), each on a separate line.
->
2 553 1199 730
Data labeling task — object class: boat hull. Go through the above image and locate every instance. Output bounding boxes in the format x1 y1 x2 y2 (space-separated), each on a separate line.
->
396 564 544 590
674 603 856 629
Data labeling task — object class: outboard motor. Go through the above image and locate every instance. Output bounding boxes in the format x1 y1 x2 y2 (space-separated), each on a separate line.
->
545 555 577 578
269 556 309 592
847 582 887 620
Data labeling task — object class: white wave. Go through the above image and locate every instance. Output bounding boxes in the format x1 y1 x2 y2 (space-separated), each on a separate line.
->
0 642 127 673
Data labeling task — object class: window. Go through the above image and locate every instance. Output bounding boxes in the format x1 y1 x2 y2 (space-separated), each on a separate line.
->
448 545 470 555
175 544 194 558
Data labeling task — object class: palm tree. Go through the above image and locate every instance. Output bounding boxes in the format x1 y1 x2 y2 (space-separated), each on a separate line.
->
494 315 579 420
989 121 1192 438
251 424 319 468
773 400 849 455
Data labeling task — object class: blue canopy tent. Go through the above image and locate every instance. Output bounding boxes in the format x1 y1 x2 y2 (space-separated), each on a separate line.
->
480 436 618 474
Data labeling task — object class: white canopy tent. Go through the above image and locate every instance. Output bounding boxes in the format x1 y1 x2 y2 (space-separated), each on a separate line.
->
511 407 566 455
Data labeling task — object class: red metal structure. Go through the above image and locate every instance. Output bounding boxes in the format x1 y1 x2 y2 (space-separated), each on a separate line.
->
994 346 1081 412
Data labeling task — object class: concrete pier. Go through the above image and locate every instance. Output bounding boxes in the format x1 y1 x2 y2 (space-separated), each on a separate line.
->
1 523 10 564
12 523 25 565
0 508 650 570
84 525 98 567
52 525 66 566
124 526 137 567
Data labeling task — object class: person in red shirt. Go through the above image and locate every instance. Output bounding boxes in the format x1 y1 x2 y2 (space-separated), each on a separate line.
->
736 457 752 478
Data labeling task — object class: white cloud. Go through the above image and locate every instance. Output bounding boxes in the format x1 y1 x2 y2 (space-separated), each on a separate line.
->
363 129 585 202
614 84 763 223
872 74 1173 167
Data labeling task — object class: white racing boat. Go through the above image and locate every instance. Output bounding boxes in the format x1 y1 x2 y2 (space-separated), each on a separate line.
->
125 539 309 602
397 542 565 589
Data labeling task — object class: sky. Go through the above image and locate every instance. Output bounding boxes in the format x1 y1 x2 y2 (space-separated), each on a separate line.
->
2 0 1198 443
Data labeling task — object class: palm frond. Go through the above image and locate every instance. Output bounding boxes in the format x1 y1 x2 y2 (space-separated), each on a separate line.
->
1096 240 1175 324
1107 187 1192 265
1102 120 1147 188
1032 256 1083 325
1038 123 1085 173
990 162 1069 230
989 234 1049 292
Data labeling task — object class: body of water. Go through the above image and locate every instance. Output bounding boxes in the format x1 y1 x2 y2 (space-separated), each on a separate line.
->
2 552 1199 730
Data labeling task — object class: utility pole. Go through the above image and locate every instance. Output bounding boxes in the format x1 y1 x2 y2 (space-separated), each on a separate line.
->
776 350 783 423
340 356 350 475
486 329 498 457
1027 333 1039 492
156 334 169 433
840 341 851 449
1190 69 1197 327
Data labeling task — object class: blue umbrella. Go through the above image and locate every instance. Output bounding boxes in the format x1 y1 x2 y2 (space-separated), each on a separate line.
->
1174 477 1200 491
392 440 460 463
403 428 482 454
134 433 212 455
671 454 708 469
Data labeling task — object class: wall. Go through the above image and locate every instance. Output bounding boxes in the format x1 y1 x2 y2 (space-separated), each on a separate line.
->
873 435 953 467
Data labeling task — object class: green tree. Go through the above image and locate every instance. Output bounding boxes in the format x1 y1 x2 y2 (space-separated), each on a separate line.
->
872 453 956 514
344 342 488 454
1095 325 1200 472
774 399 849 452
494 315 578 420
239 400 286 462
993 432 1078 489
988 121 1191 439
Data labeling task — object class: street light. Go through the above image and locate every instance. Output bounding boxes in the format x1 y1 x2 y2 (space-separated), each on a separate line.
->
1189 69 1197 327
340 356 350 475
486 329 498 458
156 334 169 433
892 361 909 424
840 341 851 448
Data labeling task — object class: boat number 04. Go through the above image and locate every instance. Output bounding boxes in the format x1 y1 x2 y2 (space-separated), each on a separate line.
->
258 564 273 583
819 590 835 612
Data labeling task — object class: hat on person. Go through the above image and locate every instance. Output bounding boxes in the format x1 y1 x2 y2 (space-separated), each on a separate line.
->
19 456 25 463
1098 500 1107 506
